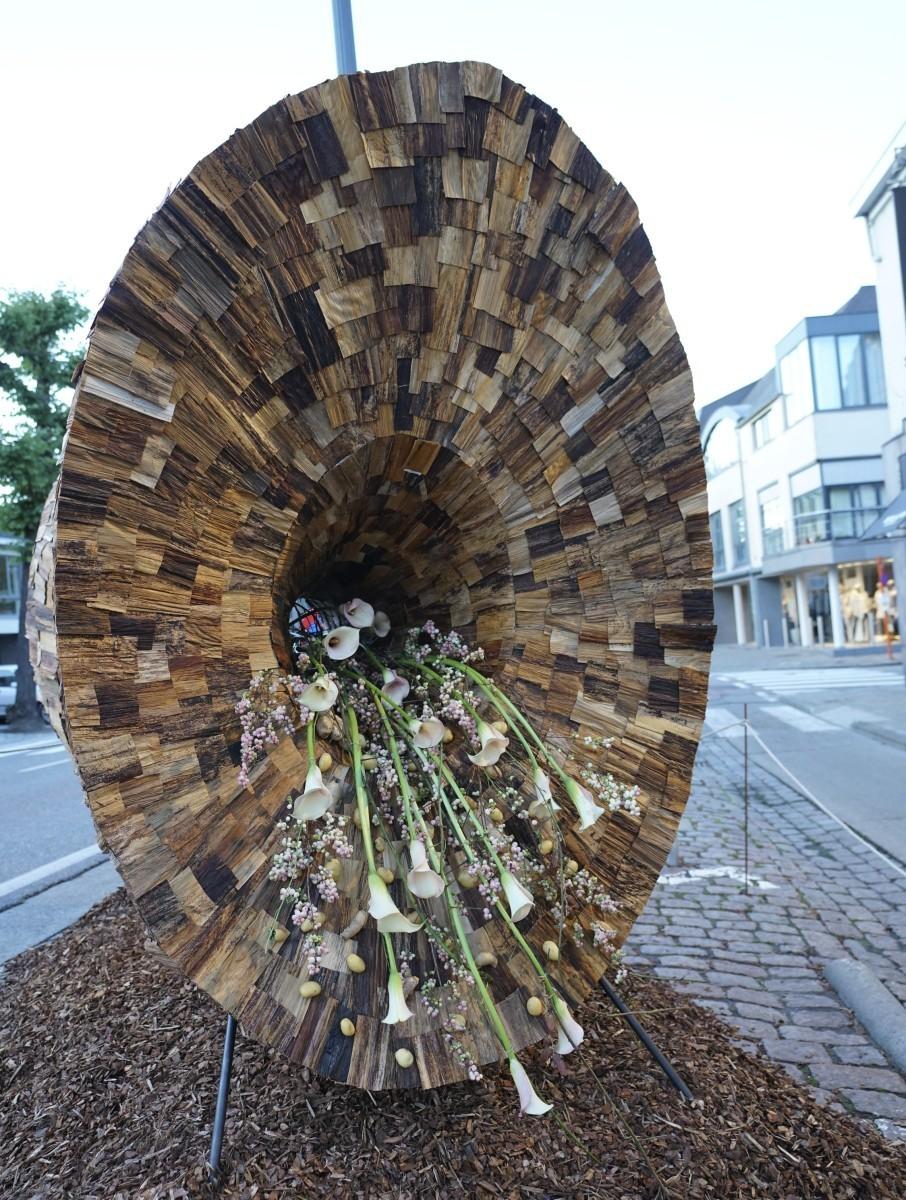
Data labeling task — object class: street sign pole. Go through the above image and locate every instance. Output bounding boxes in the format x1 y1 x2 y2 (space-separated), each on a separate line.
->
332 0 357 74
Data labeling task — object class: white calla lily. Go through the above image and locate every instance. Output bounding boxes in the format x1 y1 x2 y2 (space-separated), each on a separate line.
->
564 777 605 831
406 838 446 898
500 869 534 922
323 625 360 660
552 997 584 1055
529 766 561 816
341 598 375 628
299 674 338 712
292 764 334 821
467 719 509 767
509 1057 552 1115
408 717 446 748
372 610 391 637
381 667 410 705
367 871 422 933
382 969 415 1025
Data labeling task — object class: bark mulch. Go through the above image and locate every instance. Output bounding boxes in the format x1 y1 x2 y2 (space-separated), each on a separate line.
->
1 891 903 1199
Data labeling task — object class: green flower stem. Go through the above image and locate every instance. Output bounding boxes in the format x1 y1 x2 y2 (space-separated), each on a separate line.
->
345 704 378 872
358 642 390 675
434 754 510 880
346 668 410 720
433 657 574 789
306 715 316 765
443 886 515 1059
432 774 572 1036
346 703 399 977
358 697 514 1059
373 693 418 842
429 753 571 1021
381 929 399 974
409 660 541 772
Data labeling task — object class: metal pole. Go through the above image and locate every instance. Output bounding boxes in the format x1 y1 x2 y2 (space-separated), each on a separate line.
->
743 702 749 895
599 977 693 1100
332 0 357 74
208 1014 237 1182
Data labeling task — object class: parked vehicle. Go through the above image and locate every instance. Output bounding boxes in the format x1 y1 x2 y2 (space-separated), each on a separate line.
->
0 664 16 721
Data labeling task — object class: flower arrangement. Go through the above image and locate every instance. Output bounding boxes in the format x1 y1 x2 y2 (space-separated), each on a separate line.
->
236 598 641 1115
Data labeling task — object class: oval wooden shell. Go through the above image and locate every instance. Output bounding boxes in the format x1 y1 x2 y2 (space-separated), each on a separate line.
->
50 62 714 1090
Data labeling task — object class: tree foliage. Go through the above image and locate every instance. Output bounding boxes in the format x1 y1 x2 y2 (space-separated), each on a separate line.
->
0 289 88 541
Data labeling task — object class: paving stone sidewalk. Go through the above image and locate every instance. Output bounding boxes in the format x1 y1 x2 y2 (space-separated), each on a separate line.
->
626 735 906 1136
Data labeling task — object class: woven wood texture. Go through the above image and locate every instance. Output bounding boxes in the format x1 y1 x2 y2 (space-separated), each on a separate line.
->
51 62 714 1090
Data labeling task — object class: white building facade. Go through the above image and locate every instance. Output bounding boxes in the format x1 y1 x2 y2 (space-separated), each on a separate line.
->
701 288 898 651
856 129 906 663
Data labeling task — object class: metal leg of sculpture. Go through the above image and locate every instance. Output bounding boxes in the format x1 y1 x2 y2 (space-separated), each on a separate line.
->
208 1014 238 1183
599 977 694 1101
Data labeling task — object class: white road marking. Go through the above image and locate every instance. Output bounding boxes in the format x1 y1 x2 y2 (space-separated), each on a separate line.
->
19 758 70 774
0 843 103 899
0 739 60 757
704 705 745 738
717 669 901 693
26 745 68 758
819 704 878 728
763 704 836 733
657 865 779 891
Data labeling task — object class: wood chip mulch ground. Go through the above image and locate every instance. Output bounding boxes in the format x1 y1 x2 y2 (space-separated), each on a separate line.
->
1 891 904 1199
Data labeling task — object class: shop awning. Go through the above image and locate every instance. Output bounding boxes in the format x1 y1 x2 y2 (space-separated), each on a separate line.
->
860 488 906 539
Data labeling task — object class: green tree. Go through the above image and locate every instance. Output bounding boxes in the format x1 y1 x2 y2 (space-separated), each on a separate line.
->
0 289 87 726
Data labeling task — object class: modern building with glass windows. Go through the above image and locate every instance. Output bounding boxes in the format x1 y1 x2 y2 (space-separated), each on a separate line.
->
700 287 898 650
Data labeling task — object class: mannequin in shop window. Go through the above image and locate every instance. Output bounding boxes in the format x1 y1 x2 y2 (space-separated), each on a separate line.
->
844 584 870 643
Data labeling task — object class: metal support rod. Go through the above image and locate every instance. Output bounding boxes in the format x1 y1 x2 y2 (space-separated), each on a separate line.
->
599 977 694 1101
743 702 749 895
208 1014 238 1182
332 0 357 74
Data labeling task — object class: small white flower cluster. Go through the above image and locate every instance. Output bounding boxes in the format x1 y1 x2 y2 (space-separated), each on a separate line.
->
579 764 642 818
236 671 312 788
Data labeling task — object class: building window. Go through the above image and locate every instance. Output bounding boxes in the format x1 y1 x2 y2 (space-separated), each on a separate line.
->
811 337 841 411
710 512 726 573
758 484 784 555
828 483 883 538
793 488 826 545
837 336 866 408
752 408 774 449
729 499 748 567
864 333 886 407
780 340 813 425
703 419 738 479
812 333 886 410
0 554 20 616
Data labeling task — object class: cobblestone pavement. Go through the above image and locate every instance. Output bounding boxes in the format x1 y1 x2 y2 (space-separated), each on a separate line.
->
626 736 906 1136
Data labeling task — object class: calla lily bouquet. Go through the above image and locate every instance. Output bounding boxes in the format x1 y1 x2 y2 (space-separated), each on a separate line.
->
236 598 641 1116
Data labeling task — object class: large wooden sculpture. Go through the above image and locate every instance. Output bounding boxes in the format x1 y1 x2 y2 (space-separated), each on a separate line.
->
46 63 713 1090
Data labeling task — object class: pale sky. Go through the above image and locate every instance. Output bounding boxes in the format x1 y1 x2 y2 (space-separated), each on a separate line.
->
2 0 904 408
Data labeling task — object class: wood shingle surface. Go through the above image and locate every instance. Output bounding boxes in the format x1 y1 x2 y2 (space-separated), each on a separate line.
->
48 62 714 1089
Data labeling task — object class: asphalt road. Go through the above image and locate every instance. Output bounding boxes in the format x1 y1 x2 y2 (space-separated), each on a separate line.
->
707 664 906 865
0 731 118 964
1 737 97 878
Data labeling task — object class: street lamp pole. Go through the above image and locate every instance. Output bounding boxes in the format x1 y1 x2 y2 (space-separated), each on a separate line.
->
332 0 357 74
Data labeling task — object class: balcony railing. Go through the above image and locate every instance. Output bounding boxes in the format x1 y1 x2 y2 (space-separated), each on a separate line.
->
760 507 884 557
793 507 883 545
